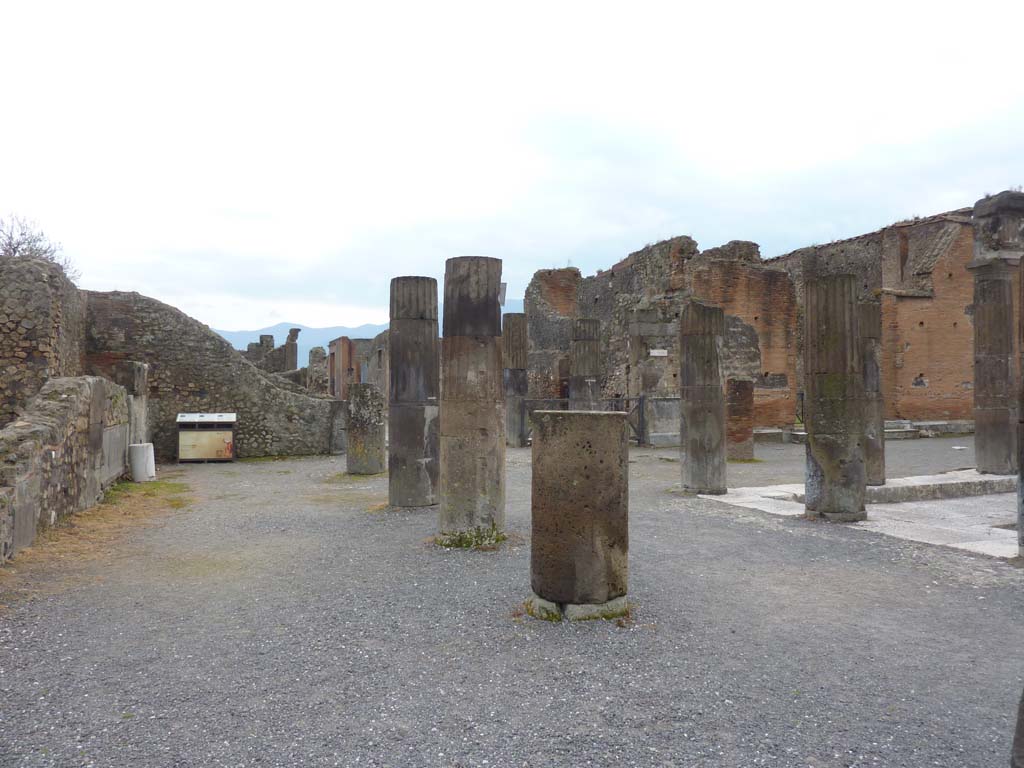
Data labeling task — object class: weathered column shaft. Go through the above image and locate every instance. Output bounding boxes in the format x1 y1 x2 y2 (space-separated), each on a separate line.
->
725 378 754 461
971 259 1017 475
439 257 505 532
502 313 529 448
860 301 886 486
569 318 601 410
388 276 440 507
530 411 628 618
804 274 866 520
679 300 726 493
347 383 386 475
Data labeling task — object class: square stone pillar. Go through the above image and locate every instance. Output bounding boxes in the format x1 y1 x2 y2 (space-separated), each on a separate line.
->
679 300 726 493
725 378 754 461
347 383 386 475
860 301 885 486
569 318 601 410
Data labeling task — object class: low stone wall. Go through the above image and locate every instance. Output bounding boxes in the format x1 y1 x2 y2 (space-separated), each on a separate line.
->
0 376 134 562
86 291 346 460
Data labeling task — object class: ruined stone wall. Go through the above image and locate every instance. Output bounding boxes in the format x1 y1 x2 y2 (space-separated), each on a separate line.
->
685 253 797 426
0 376 131 562
525 268 581 398
0 257 86 427
771 210 988 422
85 291 345 460
525 238 797 428
358 331 389 393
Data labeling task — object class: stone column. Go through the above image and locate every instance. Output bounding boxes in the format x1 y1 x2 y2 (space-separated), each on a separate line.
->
285 327 300 371
971 193 1023 477
804 274 866 520
569 318 601 410
725 378 754 461
439 257 506 533
388 276 440 507
679 300 726 493
528 410 628 621
860 301 886 485
502 312 529 448
347 383 386 475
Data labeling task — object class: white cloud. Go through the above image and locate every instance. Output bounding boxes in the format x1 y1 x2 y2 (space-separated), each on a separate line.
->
2 0 1023 328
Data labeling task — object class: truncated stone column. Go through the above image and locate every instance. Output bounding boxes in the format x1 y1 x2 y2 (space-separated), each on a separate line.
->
804 274 866 520
679 300 726 493
439 257 505 533
569 318 601 410
970 192 1022 476
860 301 886 485
725 378 754 461
502 313 529 448
528 410 628 621
347 383 386 475
388 276 440 506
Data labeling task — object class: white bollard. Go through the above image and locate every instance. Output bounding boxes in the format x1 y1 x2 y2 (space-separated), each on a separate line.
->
129 443 157 482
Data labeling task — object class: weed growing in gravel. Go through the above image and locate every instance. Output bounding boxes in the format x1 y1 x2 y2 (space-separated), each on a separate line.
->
434 524 508 550
727 458 764 464
524 599 561 622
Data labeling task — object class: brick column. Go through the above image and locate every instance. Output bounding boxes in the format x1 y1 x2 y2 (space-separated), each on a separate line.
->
502 313 529 447
725 378 754 461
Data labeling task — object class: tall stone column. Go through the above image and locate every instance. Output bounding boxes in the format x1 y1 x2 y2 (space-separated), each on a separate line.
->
528 410 629 622
502 313 529 448
347 383 386 475
804 274 866 520
569 318 601 410
725 378 754 461
860 301 886 486
388 276 440 507
679 300 726 494
439 257 506 533
285 327 300 371
971 193 1023 477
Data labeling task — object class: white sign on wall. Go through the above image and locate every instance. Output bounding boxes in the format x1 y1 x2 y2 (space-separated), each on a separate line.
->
649 349 668 357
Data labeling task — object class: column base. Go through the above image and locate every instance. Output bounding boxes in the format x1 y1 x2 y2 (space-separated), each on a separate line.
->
525 593 629 622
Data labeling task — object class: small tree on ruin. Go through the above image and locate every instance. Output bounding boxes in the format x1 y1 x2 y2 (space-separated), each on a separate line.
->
0 215 80 282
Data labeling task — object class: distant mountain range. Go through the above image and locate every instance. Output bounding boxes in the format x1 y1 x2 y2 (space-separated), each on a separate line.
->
215 299 524 367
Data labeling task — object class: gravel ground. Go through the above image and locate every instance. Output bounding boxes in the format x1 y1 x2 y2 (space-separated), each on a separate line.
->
1 444 1022 767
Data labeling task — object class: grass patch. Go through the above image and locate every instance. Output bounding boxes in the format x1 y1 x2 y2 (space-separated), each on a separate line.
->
0 473 193 609
366 502 389 513
434 523 508 551
728 458 764 464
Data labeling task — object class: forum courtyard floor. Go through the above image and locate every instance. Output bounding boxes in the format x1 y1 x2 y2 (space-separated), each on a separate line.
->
1 437 1022 767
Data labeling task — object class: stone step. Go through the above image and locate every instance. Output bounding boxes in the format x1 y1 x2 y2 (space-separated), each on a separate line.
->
787 428 920 444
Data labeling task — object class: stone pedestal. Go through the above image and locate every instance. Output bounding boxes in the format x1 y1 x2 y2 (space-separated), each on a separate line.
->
347 383 386 475
970 258 1018 476
860 301 886 486
679 300 726 493
725 378 754 461
439 257 506 533
502 313 529 448
804 274 866 520
528 410 628 621
388 276 440 506
569 318 601 410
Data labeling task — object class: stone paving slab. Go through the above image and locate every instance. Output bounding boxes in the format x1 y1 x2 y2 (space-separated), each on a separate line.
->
705 483 1020 558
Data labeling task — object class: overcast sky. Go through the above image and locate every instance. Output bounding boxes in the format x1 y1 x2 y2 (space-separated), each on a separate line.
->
4 1 1023 331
